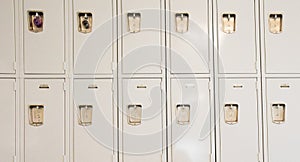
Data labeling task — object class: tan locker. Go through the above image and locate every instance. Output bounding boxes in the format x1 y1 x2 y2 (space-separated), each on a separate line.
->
121 0 163 74
217 0 257 74
73 0 114 74
171 79 211 162
0 79 16 161
266 79 300 162
0 0 15 74
25 79 65 162
122 79 164 162
170 0 209 74
24 0 65 74
219 79 259 162
264 0 300 73
73 79 114 161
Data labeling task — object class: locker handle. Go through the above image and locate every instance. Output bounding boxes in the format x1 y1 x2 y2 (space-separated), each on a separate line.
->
271 103 286 124
39 84 49 89
29 105 44 127
78 105 93 126
224 104 239 125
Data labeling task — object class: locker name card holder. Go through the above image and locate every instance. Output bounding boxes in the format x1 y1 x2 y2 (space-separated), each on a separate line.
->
28 11 44 33
271 103 285 124
269 14 283 34
176 104 191 125
128 13 141 33
78 105 93 126
78 12 93 34
224 104 239 125
29 105 44 127
127 104 142 126
222 13 236 34
175 13 189 33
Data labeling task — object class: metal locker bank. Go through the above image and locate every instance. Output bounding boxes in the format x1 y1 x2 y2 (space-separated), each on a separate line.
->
0 0 300 162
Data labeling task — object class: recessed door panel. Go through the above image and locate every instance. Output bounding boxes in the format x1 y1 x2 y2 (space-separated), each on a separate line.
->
74 79 114 161
217 0 257 74
219 79 259 162
171 79 211 162
24 0 65 74
25 79 65 162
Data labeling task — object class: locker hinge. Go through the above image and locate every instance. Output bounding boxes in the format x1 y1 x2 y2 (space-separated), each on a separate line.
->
63 62 68 71
13 61 17 71
209 153 214 162
161 153 165 162
13 81 17 91
208 81 213 90
111 62 116 72
13 156 17 162
257 152 263 162
112 154 117 162
63 82 67 91
160 80 164 91
63 155 67 162
256 81 260 90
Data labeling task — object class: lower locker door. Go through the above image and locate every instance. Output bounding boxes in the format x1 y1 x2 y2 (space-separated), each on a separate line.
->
171 79 211 162
122 79 164 162
74 79 114 162
267 79 300 162
0 79 15 161
25 79 65 162
219 79 259 162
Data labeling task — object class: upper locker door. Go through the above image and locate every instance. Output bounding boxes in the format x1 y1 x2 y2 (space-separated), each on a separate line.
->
121 0 163 74
217 0 257 74
219 79 259 162
73 79 114 161
24 0 65 74
264 0 300 73
0 0 15 74
25 79 65 162
171 79 211 162
266 79 300 162
122 79 163 162
170 0 209 74
0 80 15 161
74 0 113 74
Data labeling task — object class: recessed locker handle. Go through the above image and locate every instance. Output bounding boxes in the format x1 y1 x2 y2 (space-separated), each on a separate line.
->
78 12 93 34
222 13 236 34
175 13 189 33
271 103 286 124
127 104 142 126
29 105 44 127
127 13 141 33
176 104 190 125
78 105 93 126
269 14 283 34
28 11 44 33
224 104 239 125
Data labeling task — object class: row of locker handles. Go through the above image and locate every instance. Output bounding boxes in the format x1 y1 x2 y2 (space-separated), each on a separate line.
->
28 103 286 127
27 11 284 34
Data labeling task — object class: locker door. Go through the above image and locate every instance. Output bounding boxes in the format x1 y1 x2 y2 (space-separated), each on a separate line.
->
122 79 163 162
0 0 15 74
217 0 257 74
24 0 65 74
0 79 15 161
25 79 65 162
219 79 259 162
73 0 113 74
170 0 209 74
171 79 211 162
74 79 114 161
266 79 300 162
264 0 300 73
121 0 163 74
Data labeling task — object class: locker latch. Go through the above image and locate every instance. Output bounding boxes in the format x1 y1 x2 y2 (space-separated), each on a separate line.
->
78 105 93 126
224 104 239 125
29 105 44 126
28 11 44 33
78 12 93 34
176 104 190 125
127 13 141 33
269 14 283 34
175 13 189 33
271 103 285 124
127 104 142 126
222 13 236 34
